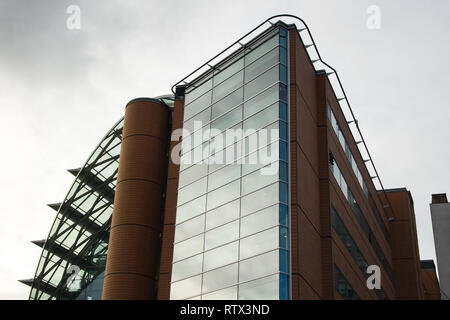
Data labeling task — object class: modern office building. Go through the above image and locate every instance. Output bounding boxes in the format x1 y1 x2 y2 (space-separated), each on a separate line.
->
430 193 450 299
21 15 437 300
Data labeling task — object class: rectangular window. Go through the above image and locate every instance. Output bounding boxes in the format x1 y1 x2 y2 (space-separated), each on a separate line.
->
239 250 278 283
171 254 203 282
244 65 279 100
202 263 238 294
205 199 240 231
238 274 278 300
240 205 278 238
205 220 239 251
173 234 204 262
174 214 205 243
240 227 278 260
204 241 239 272
170 275 202 300
207 180 240 211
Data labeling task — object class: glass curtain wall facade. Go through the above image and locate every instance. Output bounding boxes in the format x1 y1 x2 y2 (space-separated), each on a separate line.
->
170 25 290 300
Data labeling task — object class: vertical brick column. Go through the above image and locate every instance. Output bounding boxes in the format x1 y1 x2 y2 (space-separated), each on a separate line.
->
102 98 170 300
157 97 184 299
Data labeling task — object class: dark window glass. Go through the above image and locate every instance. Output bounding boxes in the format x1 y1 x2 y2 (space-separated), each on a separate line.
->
280 47 287 66
279 182 288 204
280 65 288 84
279 102 288 121
280 249 289 273
334 266 359 300
280 274 289 300
280 84 288 101
279 204 288 226
280 161 288 182
280 121 288 141
280 140 288 161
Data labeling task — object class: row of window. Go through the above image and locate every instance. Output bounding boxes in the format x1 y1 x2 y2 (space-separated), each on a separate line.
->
184 29 280 107
328 103 391 246
175 181 288 241
171 272 288 300
334 266 359 300
172 240 289 284
328 103 368 197
330 155 394 284
332 207 388 300
183 80 288 144
181 97 288 158
177 158 287 207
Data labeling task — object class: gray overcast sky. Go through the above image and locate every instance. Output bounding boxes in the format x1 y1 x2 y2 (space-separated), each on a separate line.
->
0 0 449 299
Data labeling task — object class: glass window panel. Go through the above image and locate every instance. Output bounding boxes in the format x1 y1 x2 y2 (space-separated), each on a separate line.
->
205 220 239 251
183 107 211 134
202 263 238 294
210 105 242 133
214 56 244 85
279 204 288 226
207 180 240 211
280 65 287 84
280 182 288 204
280 140 288 161
177 177 207 206
244 83 278 118
179 164 208 189
242 162 278 195
240 204 278 238
280 274 289 300
280 249 289 273
176 195 206 224
204 241 239 271
202 286 237 300
243 121 278 155
338 131 346 150
185 78 212 105
244 65 279 101
213 71 243 103
170 275 202 300
280 161 288 182
184 90 212 121
245 47 279 83
279 29 287 47
280 47 287 65
280 84 288 102
175 214 205 243
173 234 204 262
240 226 279 260
280 227 288 249
208 164 241 191
238 274 279 300
245 35 278 66
239 250 279 283
241 182 279 216
212 87 243 120
243 102 278 131
171 254 203 282
205 199 240 230
242 139 278 175
279 101 288 122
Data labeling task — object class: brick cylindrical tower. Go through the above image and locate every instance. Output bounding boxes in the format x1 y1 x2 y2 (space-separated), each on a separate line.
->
102 98 170 300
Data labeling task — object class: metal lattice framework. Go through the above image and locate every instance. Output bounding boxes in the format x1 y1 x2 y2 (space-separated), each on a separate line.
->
22 96 175 300
27 118 124 300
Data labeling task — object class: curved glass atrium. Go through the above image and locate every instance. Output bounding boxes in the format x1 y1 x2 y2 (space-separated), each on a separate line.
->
24 97 173 300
